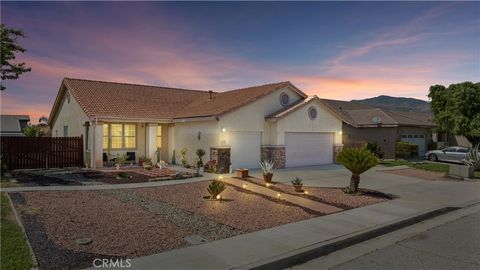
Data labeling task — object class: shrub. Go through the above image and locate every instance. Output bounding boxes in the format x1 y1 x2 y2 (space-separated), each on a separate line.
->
260 160 274 175
463 144 480 170
207 180 226 199
180 148 188 167
196 149 206 168
138 156 152 164
337 147 378 194
396 142 418 158
23 125 45 137
115 154 126 165
291 177 302 186
117 172 128 178
204 160 217 173
366 142 385 159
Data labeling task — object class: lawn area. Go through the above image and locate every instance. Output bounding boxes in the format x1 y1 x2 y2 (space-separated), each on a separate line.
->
380 160 479 178
0 193 34 270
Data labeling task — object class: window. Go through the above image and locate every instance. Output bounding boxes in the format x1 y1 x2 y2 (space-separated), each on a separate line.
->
103 123 136 149
63 126 68 137
124 124 136 148
110 124 123 149
157 125 162 149
308 106 317 120
279 92 289 106
103 124 109 149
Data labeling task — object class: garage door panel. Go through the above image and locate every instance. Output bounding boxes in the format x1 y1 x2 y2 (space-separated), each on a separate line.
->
230 132 261 170
285 132 334 167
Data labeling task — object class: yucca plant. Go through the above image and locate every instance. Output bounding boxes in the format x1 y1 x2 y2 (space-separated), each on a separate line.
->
207 180 226 199
463 144 480 170
260 160 275 183
337 147 378 194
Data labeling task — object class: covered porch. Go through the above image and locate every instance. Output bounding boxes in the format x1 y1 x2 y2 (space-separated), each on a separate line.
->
87 120 171 168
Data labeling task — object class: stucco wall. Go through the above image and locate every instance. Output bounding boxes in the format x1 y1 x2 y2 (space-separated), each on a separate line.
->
218 86 304 145
51 90 89 138
171 121 219 165
342 124 398 158
274 101 342 145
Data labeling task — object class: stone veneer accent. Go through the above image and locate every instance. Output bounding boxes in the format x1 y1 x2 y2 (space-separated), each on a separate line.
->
333 144 344 164
261 146 286 169
210 147 231 174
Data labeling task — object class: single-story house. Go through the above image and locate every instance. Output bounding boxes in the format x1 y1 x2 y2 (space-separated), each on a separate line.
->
0 115 30 136
49 78 343 171
320 99 436 158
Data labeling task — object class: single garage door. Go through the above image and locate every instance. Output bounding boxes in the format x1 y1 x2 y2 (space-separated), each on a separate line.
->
230 132 261 170
285 132 334 167
401 134 426 157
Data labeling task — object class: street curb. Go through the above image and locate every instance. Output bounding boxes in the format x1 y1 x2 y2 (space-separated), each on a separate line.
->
238 206 461 270
5 192 39 270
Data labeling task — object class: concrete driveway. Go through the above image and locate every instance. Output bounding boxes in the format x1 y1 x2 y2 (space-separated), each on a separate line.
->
249 164 422 190
249 164 480 206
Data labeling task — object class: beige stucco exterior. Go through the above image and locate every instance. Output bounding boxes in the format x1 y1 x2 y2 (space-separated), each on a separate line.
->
52 85 343 168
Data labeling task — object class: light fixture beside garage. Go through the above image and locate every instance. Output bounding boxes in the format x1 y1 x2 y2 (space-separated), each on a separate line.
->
221 127 227 133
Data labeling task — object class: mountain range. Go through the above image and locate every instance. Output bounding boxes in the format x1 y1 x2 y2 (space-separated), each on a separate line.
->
350 95 431 113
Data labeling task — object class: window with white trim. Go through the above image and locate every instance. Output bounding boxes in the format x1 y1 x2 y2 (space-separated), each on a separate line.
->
103 123 137 149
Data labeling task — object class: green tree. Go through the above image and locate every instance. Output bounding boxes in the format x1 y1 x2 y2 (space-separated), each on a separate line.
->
429 82 480 145
1 24 31 90
336 147 378 194
23 125 45 137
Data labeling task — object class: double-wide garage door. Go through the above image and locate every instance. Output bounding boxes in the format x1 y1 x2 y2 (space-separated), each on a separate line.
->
285 132 334 167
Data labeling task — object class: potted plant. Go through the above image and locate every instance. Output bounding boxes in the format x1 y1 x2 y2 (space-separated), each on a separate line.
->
260 160 274 183
291 177 303 192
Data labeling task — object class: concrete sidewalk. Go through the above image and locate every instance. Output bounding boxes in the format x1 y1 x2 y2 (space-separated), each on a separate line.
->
118 171 480 270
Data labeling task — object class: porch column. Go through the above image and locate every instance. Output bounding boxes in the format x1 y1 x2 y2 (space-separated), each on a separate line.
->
145 123 158 164
92 120 104 168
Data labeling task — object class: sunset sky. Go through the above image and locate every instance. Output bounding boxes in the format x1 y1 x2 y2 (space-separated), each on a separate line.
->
1 1 479 122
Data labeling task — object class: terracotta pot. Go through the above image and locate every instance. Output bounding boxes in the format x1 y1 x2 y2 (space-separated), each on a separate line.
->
263 173 273 183
293 184 303 192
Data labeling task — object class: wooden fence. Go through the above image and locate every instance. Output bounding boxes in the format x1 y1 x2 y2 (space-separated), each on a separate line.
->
1 136 84 170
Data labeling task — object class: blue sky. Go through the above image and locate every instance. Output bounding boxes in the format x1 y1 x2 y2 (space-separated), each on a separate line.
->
1 1 479 121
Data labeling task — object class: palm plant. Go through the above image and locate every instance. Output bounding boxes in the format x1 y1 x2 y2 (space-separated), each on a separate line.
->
207 180 226 199
336 147 378 194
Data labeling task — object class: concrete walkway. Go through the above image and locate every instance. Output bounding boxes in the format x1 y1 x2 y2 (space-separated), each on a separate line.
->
115 167 480 270
223 177 342 214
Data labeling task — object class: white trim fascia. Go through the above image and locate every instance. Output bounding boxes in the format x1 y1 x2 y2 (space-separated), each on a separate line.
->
173 116 217 123
89 116 173 123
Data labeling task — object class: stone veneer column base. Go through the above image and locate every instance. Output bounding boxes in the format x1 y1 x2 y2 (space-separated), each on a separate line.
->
210 147 231 174
261 145 286 169
333 144 344 164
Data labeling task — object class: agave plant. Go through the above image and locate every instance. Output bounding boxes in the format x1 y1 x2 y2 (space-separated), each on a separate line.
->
260 160 274 175
463 144 480 170
291 177 303 186
337 147 378 194
207 180 226 199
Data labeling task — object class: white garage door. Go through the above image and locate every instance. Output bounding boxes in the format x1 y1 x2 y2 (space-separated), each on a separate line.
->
401 134 426 156
230 132 261 170
285 132 334 167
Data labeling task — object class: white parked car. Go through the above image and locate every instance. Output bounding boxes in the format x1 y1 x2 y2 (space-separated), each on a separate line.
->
424 147 469 163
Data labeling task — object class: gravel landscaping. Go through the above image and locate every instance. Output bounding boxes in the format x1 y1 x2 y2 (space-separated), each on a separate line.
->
11 190 193 269
238 177 390 209
384 168 451 181
135 181 320 232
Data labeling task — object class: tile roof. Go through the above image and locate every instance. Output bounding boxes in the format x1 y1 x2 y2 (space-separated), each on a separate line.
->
50 78 305 123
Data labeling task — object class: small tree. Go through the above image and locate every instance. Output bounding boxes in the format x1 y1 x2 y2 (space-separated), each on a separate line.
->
23 125 45 137
1 24 32 90
195 149 206 168
337 147 378 194
180 148 188 167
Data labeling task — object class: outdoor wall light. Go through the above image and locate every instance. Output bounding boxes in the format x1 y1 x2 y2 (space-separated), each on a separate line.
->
339 131 343 135
221 127 227 133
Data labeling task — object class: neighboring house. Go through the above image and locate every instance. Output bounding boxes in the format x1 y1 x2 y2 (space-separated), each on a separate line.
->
49 78 343 170
320 99 436 158
0 115 30 136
